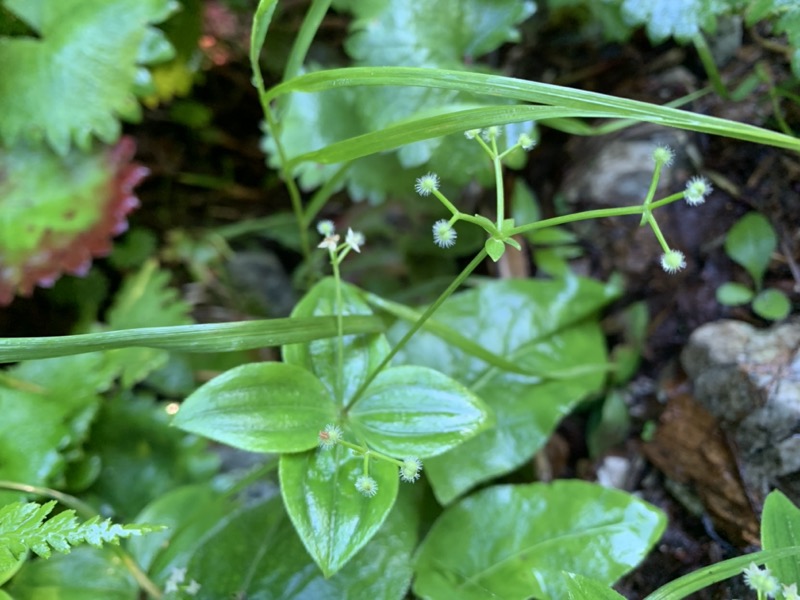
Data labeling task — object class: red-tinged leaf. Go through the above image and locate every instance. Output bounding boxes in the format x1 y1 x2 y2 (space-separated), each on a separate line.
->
0 137 148 306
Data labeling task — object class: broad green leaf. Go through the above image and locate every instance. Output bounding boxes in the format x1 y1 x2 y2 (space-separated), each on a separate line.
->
5 547 137 600
619 0 731 43
0 315 384 363
563 573 628 600
349 365 494 458
173 362 337 453
413 481 666 600
724 212 777 287
280 445 399 577
0 0 177 153
84 393 219 520
129 483 242 580
283 278 389 406
762 490 800 585
715 281 754 306
0 352 118 505
393 277 618 503
105 261 193 387
752 288 791 321
182 486 420 599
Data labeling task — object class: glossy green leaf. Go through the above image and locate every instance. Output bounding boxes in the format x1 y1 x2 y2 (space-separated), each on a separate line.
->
5 547 137 600
413 481 666 600
85 393 219 519
715 281 754 306
619 0 722 43
0 352 118 505
349 365 493 458
724 212 777 287
645 547 800 600
129 483 242 580
752 288 791 321
564 573 627 600
762 490 800 586
0 0 176 154
182 486 420 599
0 315 383 363
394 277 617 503
280 445 399 577
284 278 389 406
173 362 336 453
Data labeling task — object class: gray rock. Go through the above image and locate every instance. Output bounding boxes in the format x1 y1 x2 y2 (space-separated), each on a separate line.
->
681 319 800 507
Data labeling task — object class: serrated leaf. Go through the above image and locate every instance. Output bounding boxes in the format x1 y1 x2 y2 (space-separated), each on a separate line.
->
0 138 147 306
283 277 390 406
413 481 665 600
716 281 754 306
0 352 118 505
104 260 192 386
173 362 338 453
724 212 777 287
393 276 618 503
0 0 177 153
619 0 733 43
349 365 493 458
280 446 399 577
264 0 535 202
752 288 791 321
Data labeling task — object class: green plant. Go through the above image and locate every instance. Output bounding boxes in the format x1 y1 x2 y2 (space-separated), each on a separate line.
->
0 0 799 598
717 212 792 320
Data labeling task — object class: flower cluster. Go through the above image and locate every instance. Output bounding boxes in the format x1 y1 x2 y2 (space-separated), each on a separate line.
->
318 424 423 498
742 562 781 598
316 221 365 258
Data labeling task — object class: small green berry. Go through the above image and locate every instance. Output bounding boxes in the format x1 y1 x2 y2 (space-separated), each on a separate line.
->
517 133 535 151
399 458 422 482
355 475 379 497
464 129 482 139
684 176 712 206
660 249 686 274
432 219 457 248
317 220 335 236
482 126 501 142
652 145 674 167
415 172 440 196
318 424 343 449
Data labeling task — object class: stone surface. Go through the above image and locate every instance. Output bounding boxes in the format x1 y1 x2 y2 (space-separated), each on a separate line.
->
681 319 800 508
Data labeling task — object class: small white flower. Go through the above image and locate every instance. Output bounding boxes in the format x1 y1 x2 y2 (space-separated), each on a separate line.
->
432 220 457 248
399 458 422 482
355 475 379 497
517 133 536 151
482 126 501 142
164 567 187 593
783 583 800 600
464 128 482 139
316 220 335 236
652 144 674 167
684 176 713 205
317 234 340 251
660 249 686 274
345 228 365 253
415 172 440 196
185 580 201 596
742 562 780 598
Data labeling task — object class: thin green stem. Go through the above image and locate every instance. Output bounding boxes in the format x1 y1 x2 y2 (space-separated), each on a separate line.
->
347 249 488 409
432 189 461 216
265 109 311 257
648 216 671 253
639 161 665 225
508 193 683 237
693 34 728 99
0 481 163 599
494 152 504 227
332 255 345 403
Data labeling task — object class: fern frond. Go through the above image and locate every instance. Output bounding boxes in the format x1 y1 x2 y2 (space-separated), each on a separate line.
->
0 500 163 565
